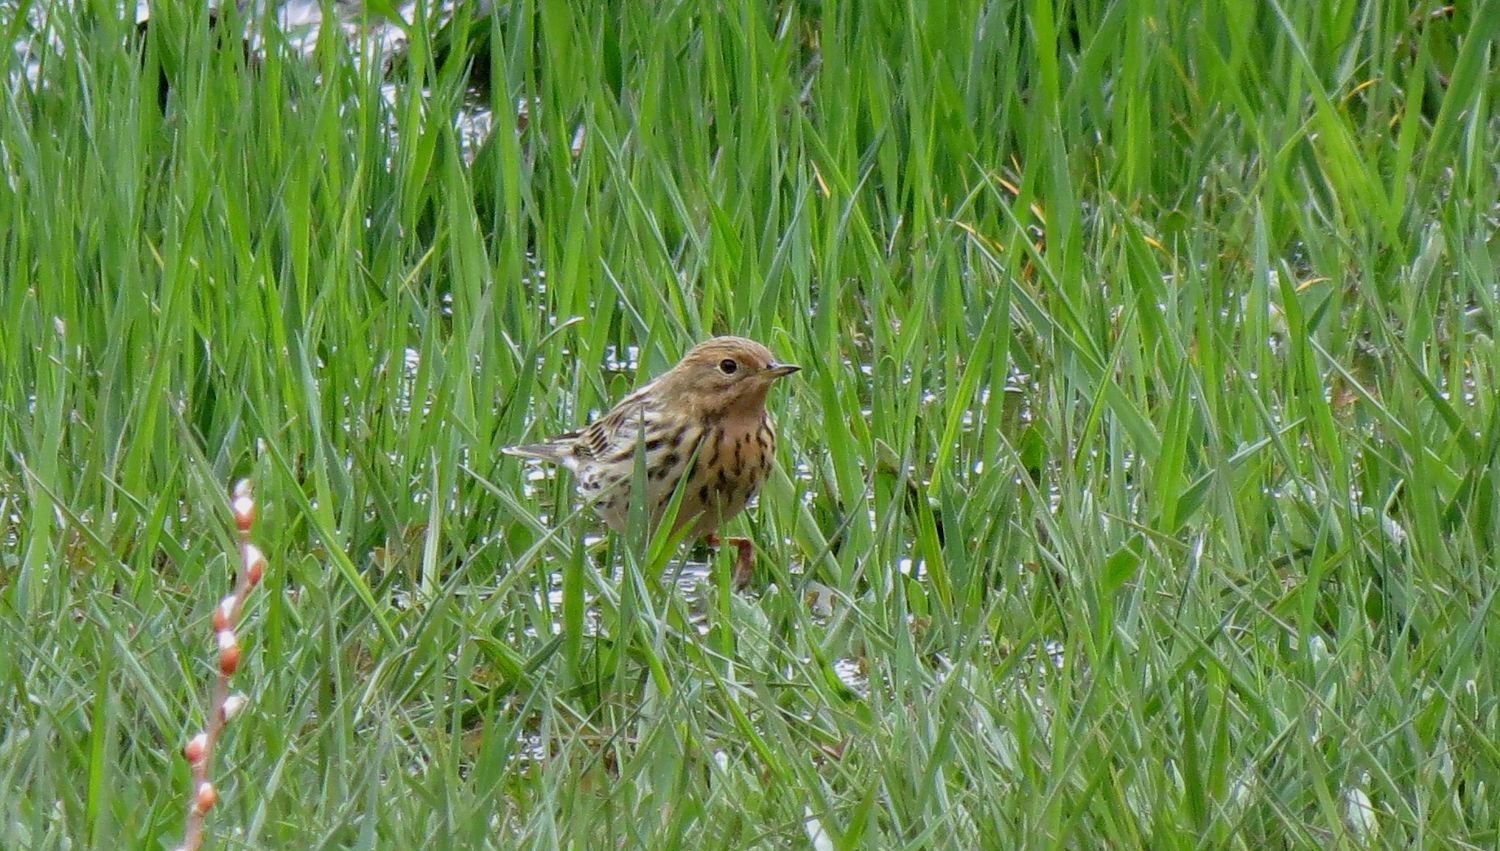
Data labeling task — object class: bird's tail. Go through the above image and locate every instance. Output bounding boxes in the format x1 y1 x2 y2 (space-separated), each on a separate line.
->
501 443 567 463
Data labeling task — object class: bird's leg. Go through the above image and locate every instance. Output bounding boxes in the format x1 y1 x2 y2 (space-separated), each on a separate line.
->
705 535 756 589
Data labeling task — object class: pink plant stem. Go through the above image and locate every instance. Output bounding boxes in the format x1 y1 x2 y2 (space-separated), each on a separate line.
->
179 481 261 851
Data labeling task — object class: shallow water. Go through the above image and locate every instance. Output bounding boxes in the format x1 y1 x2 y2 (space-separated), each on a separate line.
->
9 0 499 162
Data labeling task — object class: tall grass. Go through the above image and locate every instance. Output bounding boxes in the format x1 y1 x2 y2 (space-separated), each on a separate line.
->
2 0 1497 846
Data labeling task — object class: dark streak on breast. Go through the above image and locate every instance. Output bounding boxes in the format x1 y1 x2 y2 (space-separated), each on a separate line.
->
702 425 721 471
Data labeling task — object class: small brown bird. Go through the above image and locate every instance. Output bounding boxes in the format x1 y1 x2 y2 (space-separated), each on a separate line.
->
504 336 799 585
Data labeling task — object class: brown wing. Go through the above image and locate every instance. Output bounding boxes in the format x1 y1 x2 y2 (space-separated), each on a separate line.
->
578 392 656 461
504 379 660 467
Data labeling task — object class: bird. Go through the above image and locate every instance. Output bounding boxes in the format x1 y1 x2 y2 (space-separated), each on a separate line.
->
504 336 800 586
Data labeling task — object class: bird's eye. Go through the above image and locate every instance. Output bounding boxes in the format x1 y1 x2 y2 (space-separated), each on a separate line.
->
718 358 738 375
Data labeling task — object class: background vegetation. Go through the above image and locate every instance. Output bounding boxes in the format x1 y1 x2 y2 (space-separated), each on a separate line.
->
2 0 1498 847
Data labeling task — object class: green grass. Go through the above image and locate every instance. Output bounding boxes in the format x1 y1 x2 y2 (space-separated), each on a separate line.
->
3 0 1499 847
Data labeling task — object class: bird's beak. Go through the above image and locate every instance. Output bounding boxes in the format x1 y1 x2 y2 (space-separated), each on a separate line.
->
767 363 801 378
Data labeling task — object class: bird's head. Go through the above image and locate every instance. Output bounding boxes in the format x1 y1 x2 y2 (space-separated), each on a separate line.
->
657 336 800 419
